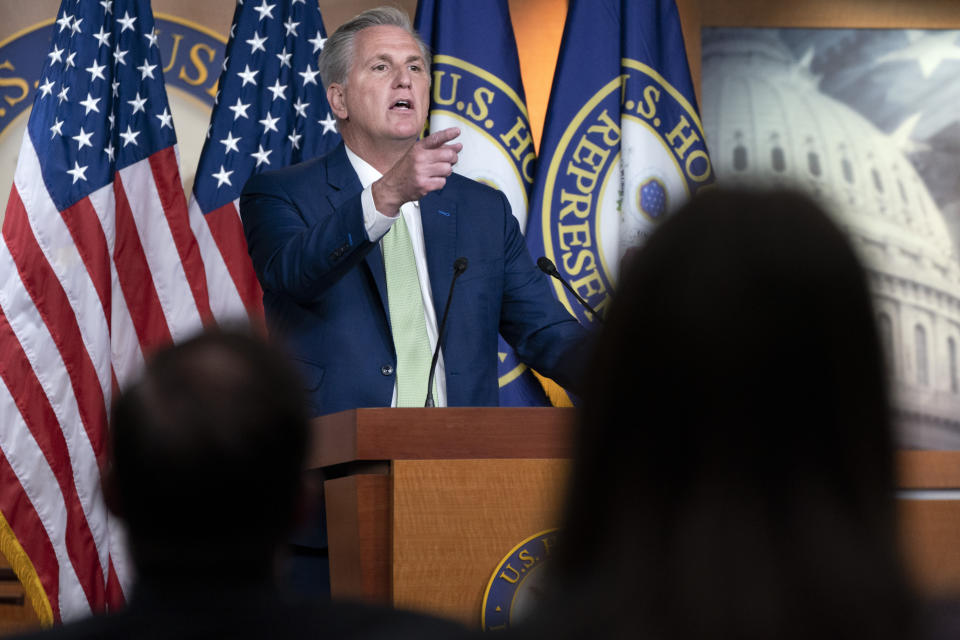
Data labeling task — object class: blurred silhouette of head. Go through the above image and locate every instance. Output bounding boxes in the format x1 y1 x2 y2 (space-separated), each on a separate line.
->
550 189 914 640
108 330 310 585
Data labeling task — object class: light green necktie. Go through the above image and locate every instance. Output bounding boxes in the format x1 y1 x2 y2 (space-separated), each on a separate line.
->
382 209 435 406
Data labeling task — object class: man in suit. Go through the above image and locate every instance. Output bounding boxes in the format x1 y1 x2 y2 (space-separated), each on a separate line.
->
12 331 465 639
240 7 586 417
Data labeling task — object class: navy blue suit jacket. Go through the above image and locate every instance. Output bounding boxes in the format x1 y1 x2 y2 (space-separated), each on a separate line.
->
240 142 585 417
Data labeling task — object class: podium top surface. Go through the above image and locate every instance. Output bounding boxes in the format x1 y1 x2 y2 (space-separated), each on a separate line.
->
306 408 960 489
308 407 576 468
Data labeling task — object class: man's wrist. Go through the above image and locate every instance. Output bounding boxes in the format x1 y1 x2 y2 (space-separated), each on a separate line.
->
361 186 398 242
371 179 402 217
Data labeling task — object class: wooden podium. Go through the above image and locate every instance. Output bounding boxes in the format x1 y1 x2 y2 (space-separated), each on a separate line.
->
310 408 960 628
309 407 574 627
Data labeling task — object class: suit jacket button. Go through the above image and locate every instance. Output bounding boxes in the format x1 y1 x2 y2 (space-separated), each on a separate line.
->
380 364 394 376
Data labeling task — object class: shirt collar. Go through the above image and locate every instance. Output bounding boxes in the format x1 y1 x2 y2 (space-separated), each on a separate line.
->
343 144 382 189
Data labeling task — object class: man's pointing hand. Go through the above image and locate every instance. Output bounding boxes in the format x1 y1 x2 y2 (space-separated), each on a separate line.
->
372 127 462 216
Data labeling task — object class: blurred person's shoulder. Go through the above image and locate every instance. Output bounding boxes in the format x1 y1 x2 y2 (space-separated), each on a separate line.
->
296 598 473 640
7 596 471 640
924 597 960 640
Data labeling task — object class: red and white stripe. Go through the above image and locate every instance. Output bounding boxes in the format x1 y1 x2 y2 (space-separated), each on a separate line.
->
0 131 222 621
188 197 264 323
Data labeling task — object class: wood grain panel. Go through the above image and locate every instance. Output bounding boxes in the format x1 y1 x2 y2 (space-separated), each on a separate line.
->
310 408 575 468
898 500 960 597
391 459 569 627
677 0 960 110
324 474 391 603
697 0 960 28
0 553 39 636
898 451 960 489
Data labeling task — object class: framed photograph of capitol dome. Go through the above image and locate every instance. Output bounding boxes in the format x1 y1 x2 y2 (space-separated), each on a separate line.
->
687 1 960 449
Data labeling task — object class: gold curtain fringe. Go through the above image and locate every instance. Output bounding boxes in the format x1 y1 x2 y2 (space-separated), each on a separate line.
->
0 511 54 626
531 370 573 408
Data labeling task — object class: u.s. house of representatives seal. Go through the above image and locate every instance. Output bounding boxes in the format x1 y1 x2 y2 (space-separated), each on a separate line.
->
426 54 538 389
539 59 713 323
481 528 559 631
428 54 534 231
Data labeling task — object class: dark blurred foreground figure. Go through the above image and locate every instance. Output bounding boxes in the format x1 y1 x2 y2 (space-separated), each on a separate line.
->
14 330 463 640
530 190 919 640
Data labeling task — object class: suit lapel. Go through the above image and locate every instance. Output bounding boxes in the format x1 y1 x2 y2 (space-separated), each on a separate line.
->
324 144 460 325
324 142 363 208
420 192 458 320
324 143 389 312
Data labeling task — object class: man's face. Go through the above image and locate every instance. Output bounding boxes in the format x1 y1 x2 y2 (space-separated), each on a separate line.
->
330 25 430 156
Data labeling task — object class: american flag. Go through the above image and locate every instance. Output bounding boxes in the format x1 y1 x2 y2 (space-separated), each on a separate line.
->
0 0 214 623
189 0 341 322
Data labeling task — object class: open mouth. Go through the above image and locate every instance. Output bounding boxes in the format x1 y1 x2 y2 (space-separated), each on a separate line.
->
391 99 412 110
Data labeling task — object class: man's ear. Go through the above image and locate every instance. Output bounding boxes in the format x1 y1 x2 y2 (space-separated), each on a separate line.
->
327 83 347 120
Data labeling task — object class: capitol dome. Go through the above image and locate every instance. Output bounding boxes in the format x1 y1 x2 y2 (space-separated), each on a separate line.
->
701 29 960 448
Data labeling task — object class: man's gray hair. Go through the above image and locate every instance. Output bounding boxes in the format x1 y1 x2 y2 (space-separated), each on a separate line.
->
318 6 431 90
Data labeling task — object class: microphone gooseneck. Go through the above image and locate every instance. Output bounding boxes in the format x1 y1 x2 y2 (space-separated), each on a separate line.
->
537 256 604 323
425 257 468 407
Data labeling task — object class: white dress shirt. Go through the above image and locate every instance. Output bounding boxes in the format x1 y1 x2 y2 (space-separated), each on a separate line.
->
344 144 448 408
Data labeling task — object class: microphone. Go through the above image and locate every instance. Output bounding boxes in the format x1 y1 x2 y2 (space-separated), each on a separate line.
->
425 257 468 407
537 256 604 323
